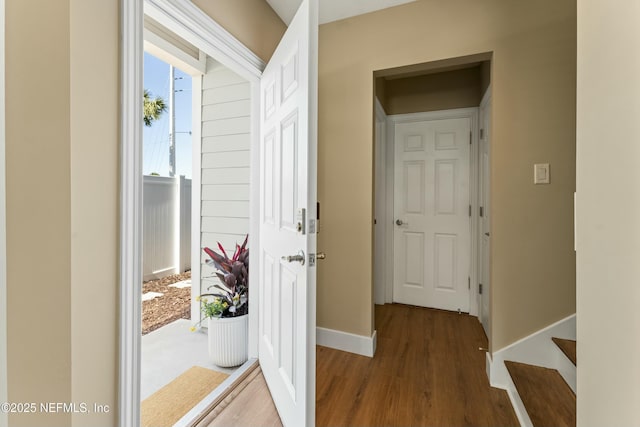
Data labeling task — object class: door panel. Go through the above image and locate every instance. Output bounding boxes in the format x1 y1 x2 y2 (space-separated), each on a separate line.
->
393 118 471 312
258 1 317 426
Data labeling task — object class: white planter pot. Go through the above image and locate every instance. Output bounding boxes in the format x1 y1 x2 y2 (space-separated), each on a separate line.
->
207 314 248 368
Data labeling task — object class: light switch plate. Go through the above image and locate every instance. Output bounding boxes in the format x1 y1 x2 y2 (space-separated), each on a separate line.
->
534 163 550 184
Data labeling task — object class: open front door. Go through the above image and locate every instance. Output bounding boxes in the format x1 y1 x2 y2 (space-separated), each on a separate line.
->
258 0 317 426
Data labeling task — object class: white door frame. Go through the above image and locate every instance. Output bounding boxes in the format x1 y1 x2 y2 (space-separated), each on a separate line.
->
0 1 8 426
119 1 265 425
478 86 492 335
385 108 480 316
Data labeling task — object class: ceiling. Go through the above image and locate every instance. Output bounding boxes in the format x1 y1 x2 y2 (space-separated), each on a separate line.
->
265 0 417 25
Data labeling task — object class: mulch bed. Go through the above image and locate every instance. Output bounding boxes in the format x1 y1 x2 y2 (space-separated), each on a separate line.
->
142 271 192 335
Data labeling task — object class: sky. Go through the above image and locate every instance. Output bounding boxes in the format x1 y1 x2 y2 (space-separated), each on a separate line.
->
143 52 193 178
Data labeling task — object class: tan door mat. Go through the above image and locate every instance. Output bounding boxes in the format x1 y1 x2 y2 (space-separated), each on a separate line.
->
141 366 229 427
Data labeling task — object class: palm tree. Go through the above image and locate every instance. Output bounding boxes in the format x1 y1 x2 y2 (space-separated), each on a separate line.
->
143 89 167 127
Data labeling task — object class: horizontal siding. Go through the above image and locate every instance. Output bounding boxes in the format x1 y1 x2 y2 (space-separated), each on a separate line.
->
202 184 249 201
202 217 249 234
202 134 251 153
202 151 250 168
203 66 247 89
203 99 250 121
202 83 250 104
202 201 250 218
199 57 251 291
202 167 250 184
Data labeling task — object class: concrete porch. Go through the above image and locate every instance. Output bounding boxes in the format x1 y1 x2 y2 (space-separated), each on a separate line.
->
141 319 237 400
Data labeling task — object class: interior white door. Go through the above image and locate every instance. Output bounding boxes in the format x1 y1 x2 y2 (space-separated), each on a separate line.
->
479 95 491 335
258 1 317 426
393 117 471 312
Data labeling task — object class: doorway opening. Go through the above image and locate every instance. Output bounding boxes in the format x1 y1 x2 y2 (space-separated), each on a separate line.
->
120 1 266 425
373 52 493 338
140 15 255 425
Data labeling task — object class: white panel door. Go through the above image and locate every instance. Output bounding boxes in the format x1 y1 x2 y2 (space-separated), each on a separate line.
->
393 118 471 312
259 1 317 426
479 96 491 335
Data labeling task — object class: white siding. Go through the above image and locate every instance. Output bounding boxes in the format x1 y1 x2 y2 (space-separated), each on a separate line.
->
199 58 250 292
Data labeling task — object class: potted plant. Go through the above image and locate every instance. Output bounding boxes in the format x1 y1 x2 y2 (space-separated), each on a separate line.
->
195 235 249 367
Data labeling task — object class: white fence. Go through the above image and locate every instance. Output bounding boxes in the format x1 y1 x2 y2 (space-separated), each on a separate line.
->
143 175 191 281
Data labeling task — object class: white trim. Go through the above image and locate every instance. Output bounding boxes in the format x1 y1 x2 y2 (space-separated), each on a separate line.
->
316 327 377 358
119 0 144 424
373 98 388 305
190 74 203 326
478 85 492 336
386 108 480 316
487 314 576 427
248 80 261 359
0 0 7 424
144 0 264 82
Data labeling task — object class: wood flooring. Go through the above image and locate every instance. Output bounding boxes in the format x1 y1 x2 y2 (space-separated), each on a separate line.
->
316 304 518 426
505 361 576 427
199 364 282 427
199 304 518 426
552 337 577 366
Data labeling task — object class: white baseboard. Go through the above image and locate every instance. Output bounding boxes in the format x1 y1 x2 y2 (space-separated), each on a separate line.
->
487 314 576 427
316 327 377 358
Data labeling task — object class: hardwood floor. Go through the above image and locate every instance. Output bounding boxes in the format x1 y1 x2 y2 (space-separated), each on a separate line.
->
199 365 282 427
316 304 518 427
199 304 518 426
505 361 575 427
552 337 577 366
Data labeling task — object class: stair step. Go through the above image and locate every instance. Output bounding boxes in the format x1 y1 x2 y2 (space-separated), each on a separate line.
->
505 361 576 427
552 337 577 366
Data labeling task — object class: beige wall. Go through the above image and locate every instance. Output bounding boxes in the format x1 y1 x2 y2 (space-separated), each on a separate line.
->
318 0 576 350
381 66 483 115
70 0 119 425
6 0 72 425
576 0 640 425
192 0 286 63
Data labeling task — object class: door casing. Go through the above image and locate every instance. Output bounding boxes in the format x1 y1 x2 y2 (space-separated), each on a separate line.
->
383 107 481 316
119 1 265 425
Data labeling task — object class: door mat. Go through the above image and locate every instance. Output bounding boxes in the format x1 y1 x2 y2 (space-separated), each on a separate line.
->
141 366 229 427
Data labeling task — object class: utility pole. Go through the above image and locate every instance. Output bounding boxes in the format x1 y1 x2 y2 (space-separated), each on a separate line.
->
169 65 176 177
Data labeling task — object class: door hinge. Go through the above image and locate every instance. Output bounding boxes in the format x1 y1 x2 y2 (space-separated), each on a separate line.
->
469 131 472 144
469 205 472 217
468 277 470 289
479 283 483 294
479 206 484 217
480 128 484 140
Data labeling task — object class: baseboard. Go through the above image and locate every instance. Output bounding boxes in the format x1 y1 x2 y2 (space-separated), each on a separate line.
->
487 314 576 427
316 327 377 358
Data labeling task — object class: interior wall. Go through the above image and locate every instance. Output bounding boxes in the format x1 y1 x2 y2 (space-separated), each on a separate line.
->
576 0 640 425
70 1 119 425
6 0 72 425
191 0 286 63
318 0 576 349
382 66 482 115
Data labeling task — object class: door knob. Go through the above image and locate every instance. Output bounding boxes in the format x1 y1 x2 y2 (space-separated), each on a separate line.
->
395 219 407 226
282 250 305 265
316 252 326 260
